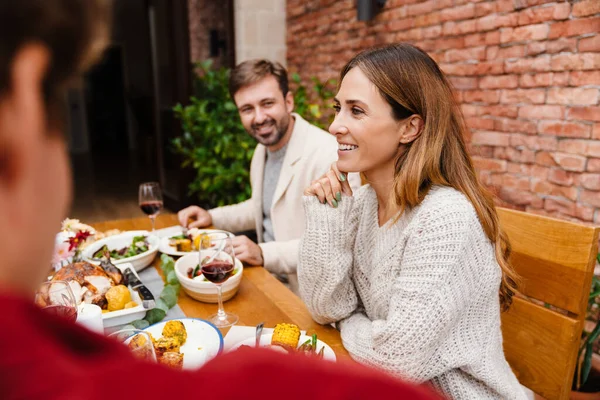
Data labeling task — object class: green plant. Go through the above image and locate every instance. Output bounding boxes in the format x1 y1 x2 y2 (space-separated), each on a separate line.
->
574 253 600 391
292 73 337 130
173 61 337 208
173 60 254 208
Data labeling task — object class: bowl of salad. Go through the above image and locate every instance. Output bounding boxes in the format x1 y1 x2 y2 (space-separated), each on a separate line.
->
174 252 243 303
81 230 159 272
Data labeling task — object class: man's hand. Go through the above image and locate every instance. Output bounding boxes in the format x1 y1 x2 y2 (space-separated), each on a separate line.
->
232 235 263 265
177 206 212 228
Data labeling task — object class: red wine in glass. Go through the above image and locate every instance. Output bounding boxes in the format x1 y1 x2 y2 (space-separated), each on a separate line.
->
43 304 78 323
140 201 163 216
201 261 234 284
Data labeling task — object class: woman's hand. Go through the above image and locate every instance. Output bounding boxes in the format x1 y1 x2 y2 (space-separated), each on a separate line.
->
304 163 353 207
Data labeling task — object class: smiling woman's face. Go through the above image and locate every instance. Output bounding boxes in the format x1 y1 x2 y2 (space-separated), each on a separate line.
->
330 67 403 177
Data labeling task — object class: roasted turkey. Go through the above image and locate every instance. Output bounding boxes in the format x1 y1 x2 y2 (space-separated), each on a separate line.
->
52 261 124 308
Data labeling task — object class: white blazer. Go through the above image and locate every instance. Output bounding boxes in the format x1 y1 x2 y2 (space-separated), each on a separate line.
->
209 113 360 293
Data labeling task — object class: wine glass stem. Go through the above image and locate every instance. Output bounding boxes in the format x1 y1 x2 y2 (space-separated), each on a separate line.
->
216 285 226 320
150 216 156 232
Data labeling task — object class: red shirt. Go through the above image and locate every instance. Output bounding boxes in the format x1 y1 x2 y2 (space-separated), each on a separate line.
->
0 293 442 399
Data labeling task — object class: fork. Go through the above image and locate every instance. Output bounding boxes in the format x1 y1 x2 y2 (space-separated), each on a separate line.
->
255 322 264 348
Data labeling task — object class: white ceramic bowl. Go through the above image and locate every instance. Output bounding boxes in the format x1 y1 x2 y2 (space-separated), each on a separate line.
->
81 230 159 272
175 252 243 303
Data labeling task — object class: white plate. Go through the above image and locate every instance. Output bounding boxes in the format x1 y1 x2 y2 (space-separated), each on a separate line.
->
101 263 152 328
144 318 223 369
81 230 159 272
158 229 234 257
231 333 336 362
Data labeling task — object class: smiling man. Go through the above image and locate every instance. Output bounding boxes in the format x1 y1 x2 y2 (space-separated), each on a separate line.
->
178 60 359 293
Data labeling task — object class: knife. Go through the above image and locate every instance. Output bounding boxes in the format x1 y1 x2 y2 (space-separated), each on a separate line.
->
122 267 156 310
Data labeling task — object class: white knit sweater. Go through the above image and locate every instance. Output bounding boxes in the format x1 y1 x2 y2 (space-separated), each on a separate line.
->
298 185 526 399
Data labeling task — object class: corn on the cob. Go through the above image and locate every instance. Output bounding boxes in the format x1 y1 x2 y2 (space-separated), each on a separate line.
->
271 323 300 349
162 320 187 346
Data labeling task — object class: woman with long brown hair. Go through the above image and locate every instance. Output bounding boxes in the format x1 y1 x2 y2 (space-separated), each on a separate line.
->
299 43 526 399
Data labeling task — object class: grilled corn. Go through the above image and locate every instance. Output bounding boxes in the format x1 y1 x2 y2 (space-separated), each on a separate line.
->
162 320 187 346
271 323 300 349
154 337 181 358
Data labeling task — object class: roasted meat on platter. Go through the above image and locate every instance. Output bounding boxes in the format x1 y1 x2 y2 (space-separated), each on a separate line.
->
52 261 124 309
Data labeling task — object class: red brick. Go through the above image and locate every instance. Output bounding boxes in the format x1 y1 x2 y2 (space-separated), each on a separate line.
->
466 117 495 130
475 2 497 18
569 71 600 86
581 189 600 208
503 174 531 190
444 47 486 63
511 134 558 151
407 0 436 16
551 152 588 171
471 131 510 146
552 72 570 86
587 141 600 158
472 157 508 172
517 3 570 25
486 45 525 60
579 36 600 53
508 162 532 175
535 151 558 167
549 168 576 186
500 89 546 104
473 61 505 75
440 4 475 22
505 55 551 73
568 107 600 123
479 75 519 89
551 53 600 71
538 121 592 138
518 105 565 119
449 76 478 90
494 146 508 160
439 63 477 76
498 187 540 206
519 73 552 87
557 139 589 155
461 104 479 117
593 123 600 139
442 19 477 36
549 17 600 39
588 159 600 172
532 179 579 201
472 145 496 158
576 205 595 222
581 173 600 191
573 0 600 18
464 90 501 103
545 198 576 217
500 24 549 44
495 118 537 134
544 38 578 54
415 12 441 28
388 18 414 31
547 88 599 105
422 24 443 38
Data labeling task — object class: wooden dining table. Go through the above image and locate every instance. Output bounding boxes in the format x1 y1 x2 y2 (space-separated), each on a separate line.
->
92 214 350 359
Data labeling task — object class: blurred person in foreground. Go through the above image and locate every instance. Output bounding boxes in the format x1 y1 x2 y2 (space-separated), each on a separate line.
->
299 43 526 399
177 60 360 293
0 1 439 399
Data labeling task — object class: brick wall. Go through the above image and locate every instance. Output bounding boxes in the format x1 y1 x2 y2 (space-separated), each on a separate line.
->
287 0 600 224
188 0 234 67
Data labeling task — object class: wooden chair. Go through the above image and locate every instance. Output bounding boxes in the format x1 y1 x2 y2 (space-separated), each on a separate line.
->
498 208 600 400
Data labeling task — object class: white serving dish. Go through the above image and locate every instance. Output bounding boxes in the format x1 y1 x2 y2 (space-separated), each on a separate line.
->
144 318 223 369
81 230 159 272
231 333 336 362
174 252 243 303
101 263 151 328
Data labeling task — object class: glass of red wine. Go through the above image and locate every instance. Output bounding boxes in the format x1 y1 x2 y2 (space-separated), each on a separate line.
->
200 232 238 328
139 182 163 232
34 280 78 323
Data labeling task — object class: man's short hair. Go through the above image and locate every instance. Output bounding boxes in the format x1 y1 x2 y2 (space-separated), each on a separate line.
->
0 0 110 130
229 59 289 100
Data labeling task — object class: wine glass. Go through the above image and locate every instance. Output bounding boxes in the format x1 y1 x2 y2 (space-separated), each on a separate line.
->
200 232 238 328
108 329 156 362
34 280 78 323
139 182 163 232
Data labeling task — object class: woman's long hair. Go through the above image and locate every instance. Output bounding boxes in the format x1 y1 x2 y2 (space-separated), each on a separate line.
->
341 43 518 311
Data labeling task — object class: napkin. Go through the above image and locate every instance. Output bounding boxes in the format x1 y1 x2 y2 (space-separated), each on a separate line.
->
223 325 307 351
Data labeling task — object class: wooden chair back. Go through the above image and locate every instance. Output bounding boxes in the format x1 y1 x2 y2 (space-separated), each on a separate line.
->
498 208 599 400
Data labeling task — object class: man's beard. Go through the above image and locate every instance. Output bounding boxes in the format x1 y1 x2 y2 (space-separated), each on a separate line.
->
249 114 290 147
